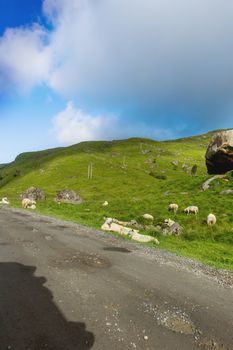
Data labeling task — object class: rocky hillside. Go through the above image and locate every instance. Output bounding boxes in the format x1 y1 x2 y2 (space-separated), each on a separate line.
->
0 130 232 270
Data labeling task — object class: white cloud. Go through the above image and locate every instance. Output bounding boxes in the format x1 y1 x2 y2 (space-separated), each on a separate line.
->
52 101 175 144
0 24 51 92
52 101 119 144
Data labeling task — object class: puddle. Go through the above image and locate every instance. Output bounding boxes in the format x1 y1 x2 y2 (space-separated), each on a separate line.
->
103 247 131 253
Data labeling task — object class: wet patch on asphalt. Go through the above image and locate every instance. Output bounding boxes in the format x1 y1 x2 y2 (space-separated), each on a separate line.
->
103 247 131 253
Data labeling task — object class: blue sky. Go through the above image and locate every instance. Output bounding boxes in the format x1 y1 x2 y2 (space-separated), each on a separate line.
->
0 0 233 163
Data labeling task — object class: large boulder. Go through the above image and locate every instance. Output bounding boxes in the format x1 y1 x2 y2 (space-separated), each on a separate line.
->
205 130 233 174
55 189 83 204
21 187 46 201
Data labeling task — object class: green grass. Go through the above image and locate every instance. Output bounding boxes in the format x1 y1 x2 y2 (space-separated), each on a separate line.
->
0 131 233 271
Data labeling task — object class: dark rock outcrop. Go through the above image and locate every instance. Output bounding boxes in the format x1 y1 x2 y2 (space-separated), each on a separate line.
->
205 130 233 174
21 187 46 201
55 189 83 204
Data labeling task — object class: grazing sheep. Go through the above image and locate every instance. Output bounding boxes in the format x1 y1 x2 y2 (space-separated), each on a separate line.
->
0 197 9 205
22 198 36 209
184 206 199 214
207 213 216 226
168 203 179 213
142 214 154 220
102 201 109 207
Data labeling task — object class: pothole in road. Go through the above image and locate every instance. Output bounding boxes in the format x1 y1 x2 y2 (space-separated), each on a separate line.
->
156 309 195 335
103 247 131 253
51 251 111 270
199 338 228 350
143 302 196 335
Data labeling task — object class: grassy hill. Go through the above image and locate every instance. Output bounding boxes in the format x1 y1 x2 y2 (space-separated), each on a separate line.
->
0 130 233 271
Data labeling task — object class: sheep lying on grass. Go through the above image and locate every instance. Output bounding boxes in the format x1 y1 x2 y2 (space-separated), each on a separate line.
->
0 197 9 205
184 206 199 214
207 213 216 226
168 203 179 213
22 198 36 209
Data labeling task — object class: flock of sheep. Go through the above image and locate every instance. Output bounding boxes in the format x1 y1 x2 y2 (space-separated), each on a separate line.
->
168 203 217 226
0 197 217 227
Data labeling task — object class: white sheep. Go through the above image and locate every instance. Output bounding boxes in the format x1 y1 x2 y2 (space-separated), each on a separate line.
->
102 201 109 207
184 206 199 214
0 197 9 205
168 203 179 213
142 213 154 220
22 198 36 209
207 213 216 226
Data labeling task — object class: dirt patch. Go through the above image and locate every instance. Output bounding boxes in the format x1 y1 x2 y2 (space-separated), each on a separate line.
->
103 247 131 253
51 251 111 270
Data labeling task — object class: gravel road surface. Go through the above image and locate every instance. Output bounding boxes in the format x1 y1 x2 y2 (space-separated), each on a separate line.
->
0 207 232 350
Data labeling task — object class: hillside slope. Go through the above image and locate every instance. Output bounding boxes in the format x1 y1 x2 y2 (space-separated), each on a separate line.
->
0 131 232 270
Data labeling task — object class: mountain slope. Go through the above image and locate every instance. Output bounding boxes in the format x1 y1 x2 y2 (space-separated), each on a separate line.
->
0 131 232 270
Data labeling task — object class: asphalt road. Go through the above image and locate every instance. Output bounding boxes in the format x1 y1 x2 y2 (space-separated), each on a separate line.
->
0 207 232 350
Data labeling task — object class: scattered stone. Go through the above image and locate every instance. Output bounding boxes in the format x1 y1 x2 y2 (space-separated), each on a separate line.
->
220 189 233 195
182 163 189 172
164 218 175 227
171 161 178 170
190 164 198 176
21 187 46 201
201 175 227 191
55 189 83 204
131 232 159 244
163 191 170 196
101 219 159 244
162 219 183 236
206 129 233 174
